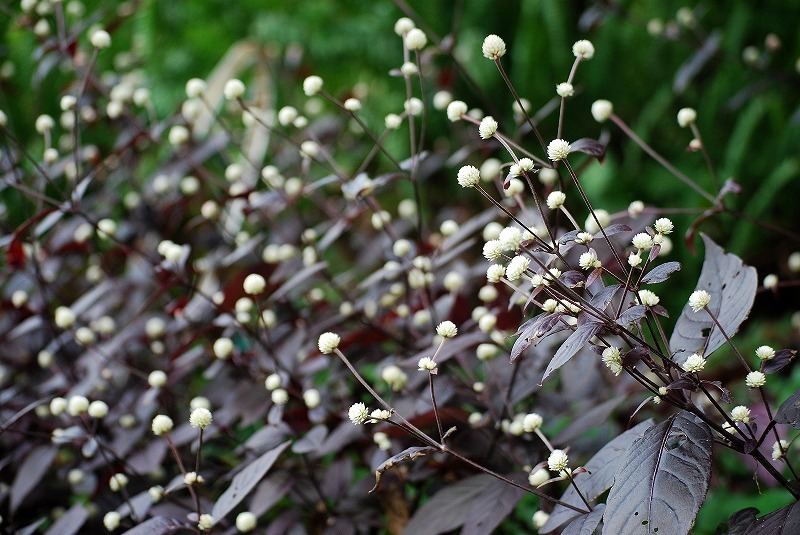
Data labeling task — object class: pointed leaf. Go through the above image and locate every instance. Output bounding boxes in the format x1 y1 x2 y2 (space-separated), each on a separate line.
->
670 234 757 362
11 445 58 512
602 412 713 535
775 388 800 429
542 420 653 533
370 446 436 492
211 440 290 523
460 475 525 535
43 504 88 535
562 504 605 535
762 349 796 374
600 224 632 237
641 262 682 284
748 501 800 534
617 305 647 326
716 507 758 534
121 517 183 535
541 318 603 384
570 138 606 162
402 474 494 535
589 284 623 312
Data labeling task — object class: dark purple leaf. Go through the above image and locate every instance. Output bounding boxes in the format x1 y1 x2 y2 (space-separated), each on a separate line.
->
670 234 757 363
586 267 603 287
775 388 800 429
292 425 328 454
747 500 800 534
702 380 733 403
561 270 586 288
541 421 653 533
371 446 436 492
667 377 697 392
569 138 606 162
558 229 583 245
617 305 647 326
623 346 649 367
716 507 758 534
603 412 713 535
762 349 796 374
11 444 58 512
674 31 721 93
211 440 291 523
511 313 562 363
121 517 183 535
460 475 525 535
588 284 623 312
249 472 293 517
650 305 669 317
541 319 604 384
44 504 88 535
641 261 682 284
402 474 494 535
561 504 605 535
600 224 632 237
553 398 622 445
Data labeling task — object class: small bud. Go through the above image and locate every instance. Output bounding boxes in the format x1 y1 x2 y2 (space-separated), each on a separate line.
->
481 34 506 59
591 99 613 122
90 30 111 49
318 332 341 354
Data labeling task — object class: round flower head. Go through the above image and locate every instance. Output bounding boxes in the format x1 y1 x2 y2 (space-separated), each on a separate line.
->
404 28 427 50
67 395 89 416
152 414 174 436
264 373 281 391
556 82 574 98
223 79 246 100
763 274 778 290
88 400 109 418
731 405 751 423
185 78 206 98
104 511 121 531
547 139 571 161
533 511 550 529
547 449 569 472
213 337 233 359
772 439 790 461
479 116 498 139
522 413 543 432
436 321 458 338
529 468 550 487
418 356 437 371
148 370 167 388
745 371 766 388
404 97 423 116
482 34 506 59
302 75 323 97
638 289 660 307
653 218 674 234
756 345 775 360
572 39 595 59
303 389 321 408
483 240 504 261
343 98 361 111
446 100 468 122
505 255 530 281
189 407 213 429
236 512 257 532
318 332 341 354
109 473 128 491
348 402 369 425
591 100 613 122
631 232 654 251
90 29 111 49
546 191 566 209
579 250 601 270
243 273 266 295
486 264 505 283
198 514 214 531
457 165 481 188
498 227 522 251
628 252 643 267
55 306 76 329
602 346 623 376
394 17 415 36
688 290 711 312
385 113 402 129
677 107 697 128
682 353 706 372
271 388 289 405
